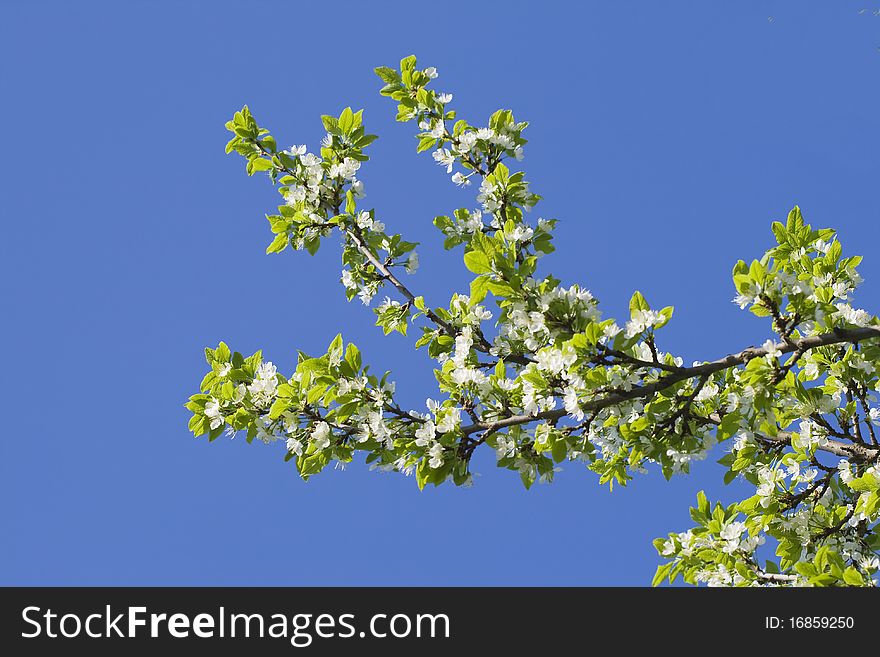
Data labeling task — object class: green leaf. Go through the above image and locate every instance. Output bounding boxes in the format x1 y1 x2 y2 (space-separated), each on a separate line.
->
786 205 803 232
748 259 766 285
307 384 326 405
652 562 672 587
375 66 400 84
321 115 339 133
771 221 787 244
269 398 288 420
842 566 864 586
399 55 417 73
299 451 330 479
629 290 649 315
417 135 436 153
248 157 274 175
847 473 880 492
416 459 430 491
470 276 490 303
266 233 288 254
215 342 231 361
339 107 354 134
551 440 567 463
696 490 710 516
344 343 361 373
327 333 344 357
463 251 492 274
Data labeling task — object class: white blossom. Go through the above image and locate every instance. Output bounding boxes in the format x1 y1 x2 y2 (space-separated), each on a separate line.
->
310 421 331 450
432 148 455 173
248 361 279 406
350 179 366 198
451 171 470 187
694 382 719 403
834 303 872 327
428 443 444 469
436 409 461 434
204 399 223 430
405 252 419 274
802 361 819 380
733 293 755 309
341 269 356 290
495 435 517 460
625 309 665 338
762 339 782 360
456 132 477 153
414 421 436 447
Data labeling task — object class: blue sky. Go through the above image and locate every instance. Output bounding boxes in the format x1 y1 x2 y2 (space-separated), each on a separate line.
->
2 1 878 585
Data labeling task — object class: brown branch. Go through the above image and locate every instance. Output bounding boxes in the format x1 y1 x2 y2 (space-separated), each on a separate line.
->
855 387 878 446
597 344 683 373
460 326 880 458
345 225 454 334
701 414 880 462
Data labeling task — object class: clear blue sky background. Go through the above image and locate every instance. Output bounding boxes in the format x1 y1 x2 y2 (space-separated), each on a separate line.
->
2 1 878 586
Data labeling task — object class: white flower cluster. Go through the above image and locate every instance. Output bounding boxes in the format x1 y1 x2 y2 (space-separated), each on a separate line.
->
436 125 525 186
755 465 787 508
204 399 224 430
476 175 534 217
662 522 771 587
328 156 361 181
411 399 463 470
342 378 398 450
494 434 518 460
439 209 485 240
696 564 745 587
664 431 717 474
405 252 420 274
357 281 381 306
725 380 757 417
535 345 578 375
660 529 696 557
719 520 765 555
248 361 279 407
281 144 366 219
432 148 455 173
440 325 490 390
375 297 409 334
355 210 385 234
419 117 446 140
777 507 814 547
284 418 334 456
732 235 867 334
413 421 445 469
448 293 492 326
761 339 783 361
834 302 873 328
495 281 599 356
662 526 766 587
588 424 624 460
624 309 666 338
791 420 829 452
693 382 720 403
254 414 282 445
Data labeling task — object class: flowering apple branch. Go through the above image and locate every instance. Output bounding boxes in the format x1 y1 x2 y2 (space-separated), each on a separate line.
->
187 55 880 587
